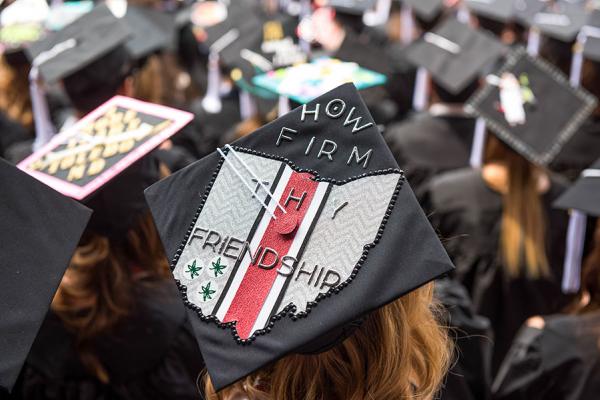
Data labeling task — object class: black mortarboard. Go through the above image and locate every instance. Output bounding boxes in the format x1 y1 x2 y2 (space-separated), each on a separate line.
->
466 0 514 23
466 47 597 166
512 0 547 27
527 1 588 42
122 5 176 61
144 83 454 391
555 158 600 217
26 4 131 83
404 18 507 94
326 0 377 15
0 158 91 392
402 0 444 22
18 96 193 237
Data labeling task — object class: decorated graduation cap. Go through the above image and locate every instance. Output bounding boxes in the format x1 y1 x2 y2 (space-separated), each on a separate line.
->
252 57 387 111
17 95 193 236
404 17 506 100
0 0 48 65
554 158 600 293
0 158 91 393
466 0 515 23
144 83 454 390
466 47 597 166
228 13 307 118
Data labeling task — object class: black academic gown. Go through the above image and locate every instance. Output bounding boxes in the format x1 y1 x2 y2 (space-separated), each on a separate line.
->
493 311 600 400
12 278 205 400
436 278 493 400
424 168 572 374
190 90 241 151
550 117 600 181
0 111 31 159
384 110 475 200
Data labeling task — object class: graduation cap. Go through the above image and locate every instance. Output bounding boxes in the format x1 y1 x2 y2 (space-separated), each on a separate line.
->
466 47 597 166
404 18 507 95
466 0 515 23
44 0 94 32
122 4 177 61
18 95 193 201
144 83 454 391
569 9 600 86
0 158 91 393
512 0 547 27
0 0 48 65
402 0 445 23
252 57 387 106
325 0 377 15
527 1 588 43
27 4 131 84
554 159 600 293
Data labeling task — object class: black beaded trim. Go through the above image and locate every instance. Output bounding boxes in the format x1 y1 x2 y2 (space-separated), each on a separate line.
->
465 46 598 166
169 146 405 344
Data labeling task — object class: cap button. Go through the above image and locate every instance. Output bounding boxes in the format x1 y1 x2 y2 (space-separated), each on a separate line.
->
276 213 298 236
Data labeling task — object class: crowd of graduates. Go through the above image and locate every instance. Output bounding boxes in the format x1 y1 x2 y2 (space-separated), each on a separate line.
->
1 0 600 399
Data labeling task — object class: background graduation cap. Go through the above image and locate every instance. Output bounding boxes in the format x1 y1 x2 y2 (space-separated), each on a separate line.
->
570 9 600 86
404 17 506 111
401 0 445 23
18 95 193 237
144 83 454 391
26 4 132 150
121 4 177 63
554 158 600 293
325 0 377 15
0 157 91 393
0 0 48 66
465 0 515 23
466 47 597 166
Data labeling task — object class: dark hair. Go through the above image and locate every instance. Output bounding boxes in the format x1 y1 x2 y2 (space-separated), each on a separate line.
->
432 78 479 104
539 36 573 76
581 59 600 117
476 15 506 38
63 45 132 114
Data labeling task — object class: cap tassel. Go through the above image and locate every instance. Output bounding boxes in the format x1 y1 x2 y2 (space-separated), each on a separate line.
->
278 95 290 116
469 117 487 168
527 27 541 56
412 67 429 112
202 51 223 114
562 210 587 294
239 90 257 120
30 67 56 151
456 6 470 24
299 0 311 54
400 5 414 45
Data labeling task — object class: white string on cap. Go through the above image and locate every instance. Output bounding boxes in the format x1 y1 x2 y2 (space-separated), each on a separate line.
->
400 4 414 45
469 117 487 168
202 29 240 114
582 168 600 178
526 27 541 56
570 26 600 87
363 0 392 27
31 38 77 150
278 96 291 116
412 67 429 111
224 144 288 215
562 209 586 293
216 147 278 220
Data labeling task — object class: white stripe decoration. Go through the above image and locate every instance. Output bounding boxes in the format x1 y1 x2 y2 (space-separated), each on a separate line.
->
423 32 461 54
224 144 288 215
201 51 223 114
216 147 278 220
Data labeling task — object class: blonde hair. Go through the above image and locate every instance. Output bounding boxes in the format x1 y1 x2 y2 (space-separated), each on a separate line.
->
0 56 33 129
486 135 550 278
204 282 451 400
51 212 171 383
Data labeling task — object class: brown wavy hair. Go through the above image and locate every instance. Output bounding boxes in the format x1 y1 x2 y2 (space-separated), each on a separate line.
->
51 212 171 383
571 219 600 315
485 135 550 278
204 282 451 400
0 55 33 129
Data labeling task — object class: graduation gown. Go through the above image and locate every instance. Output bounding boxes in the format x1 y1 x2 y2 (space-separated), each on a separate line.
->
384 109 475 199
493 311 600 400
435 278 493 400
12 278 205 400
0 111 31 159
424 168 572 373
550 117 600 181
